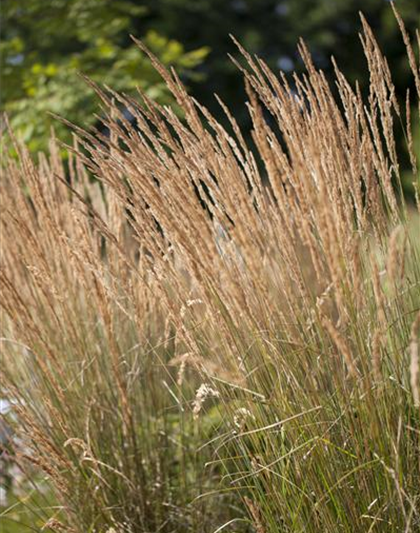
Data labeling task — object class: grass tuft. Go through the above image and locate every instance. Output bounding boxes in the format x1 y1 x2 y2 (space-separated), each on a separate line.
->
1 8 419 533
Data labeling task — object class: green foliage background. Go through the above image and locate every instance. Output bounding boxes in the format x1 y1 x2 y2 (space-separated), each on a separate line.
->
1 0 419 167
1 0 209 152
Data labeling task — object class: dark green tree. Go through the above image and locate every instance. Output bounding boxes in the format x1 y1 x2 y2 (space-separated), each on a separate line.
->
1 0 419 169
140 0 418 124
140 0 419 190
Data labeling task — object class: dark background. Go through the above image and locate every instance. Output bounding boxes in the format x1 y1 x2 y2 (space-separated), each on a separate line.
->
1 0 419 166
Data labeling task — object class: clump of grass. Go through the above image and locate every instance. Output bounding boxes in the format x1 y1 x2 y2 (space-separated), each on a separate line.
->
1 6 420 533
0 139 236 532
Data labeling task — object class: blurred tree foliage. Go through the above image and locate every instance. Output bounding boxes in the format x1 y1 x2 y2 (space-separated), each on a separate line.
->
141 0 419 190
1 0 209 152
1 0 419 165
142 0 420 114
141 0 419 132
